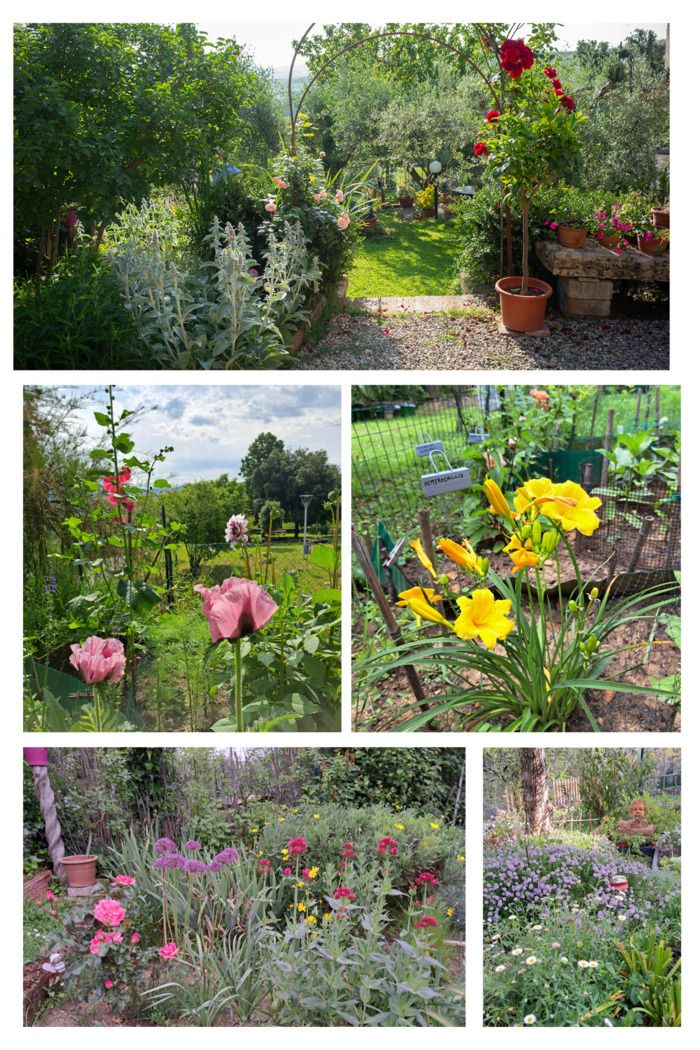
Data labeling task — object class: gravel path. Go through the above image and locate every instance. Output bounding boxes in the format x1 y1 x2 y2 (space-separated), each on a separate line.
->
297 301 669 370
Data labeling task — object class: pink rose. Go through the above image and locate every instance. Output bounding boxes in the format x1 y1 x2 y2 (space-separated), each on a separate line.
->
69 636 126 685
272 177 288 189
93 898 126 928
159 942 179 960
335 190 344 202
265 202 278 214
194 577 277 643
337 213 350 231
111 932 123 944
131 932 140 944
111 875 135 887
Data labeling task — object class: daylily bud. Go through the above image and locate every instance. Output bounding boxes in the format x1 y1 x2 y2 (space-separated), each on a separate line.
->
589 587 599 600
531 520 542 546
484 478 513 521
567 600 578 613
438 574 450 586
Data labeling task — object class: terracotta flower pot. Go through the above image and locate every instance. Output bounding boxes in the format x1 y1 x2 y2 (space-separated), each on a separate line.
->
652 208 670 230
62 855 97 888
637 233 669 256
597 232 620 249
24 869 52 902
557 225 588 248
495 276 552 333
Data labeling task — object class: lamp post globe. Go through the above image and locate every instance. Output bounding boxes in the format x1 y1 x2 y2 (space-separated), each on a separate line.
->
429 160 442 220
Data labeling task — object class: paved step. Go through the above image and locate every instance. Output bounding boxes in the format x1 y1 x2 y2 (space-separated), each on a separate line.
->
345 294 480 313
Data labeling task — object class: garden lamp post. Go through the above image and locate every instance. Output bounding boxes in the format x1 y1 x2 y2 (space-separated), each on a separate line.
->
429 159 442 221
300 494 313 555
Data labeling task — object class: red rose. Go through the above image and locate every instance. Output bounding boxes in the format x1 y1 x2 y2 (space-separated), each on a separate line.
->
560 95 576 111
500 39 534 79
485 109 501 123
544 66 557 78
551 78 562 90
473 142 489 158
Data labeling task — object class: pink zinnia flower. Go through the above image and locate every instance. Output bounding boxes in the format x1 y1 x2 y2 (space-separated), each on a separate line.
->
194 577 277 643
94 898 126 928
225 514 248 546
337 212 350 230
265 201 278 213
159 942 179 960
69 636 126 685
288 837 309 856
111 875 135 887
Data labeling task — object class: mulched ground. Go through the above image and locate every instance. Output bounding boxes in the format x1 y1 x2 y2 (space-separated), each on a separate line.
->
298 303 669 371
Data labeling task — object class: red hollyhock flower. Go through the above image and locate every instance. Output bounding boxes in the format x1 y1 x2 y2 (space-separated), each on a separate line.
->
473 142 489 158
543 66 557 78
377 836 398 856
415 915 438 928
485 109 500 123
333 886 356 901
499 39 534 79
287 837 309 856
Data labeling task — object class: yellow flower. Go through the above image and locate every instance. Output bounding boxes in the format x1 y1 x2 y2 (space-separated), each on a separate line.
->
292 808 299 813
281 848 289 857
394 822 405 830
410 538 438 579
430 822 440 829
396 589 451 628
323 912 332 922
436 537 484 576
312 813 320 819
484 478 513 521
447 907 455 917
513 477 554 517
250 828 258 834
305 915 317 926
452 589 514 649
515 478 601 536
257 850 263 856
278 816 286 822
297 881 305 888
307 867 319 879
281 804 287 809
503 534 539 572
456 854 465 862
297 902 306 912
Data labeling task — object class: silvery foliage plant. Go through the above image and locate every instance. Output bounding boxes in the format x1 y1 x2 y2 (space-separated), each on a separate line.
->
109 213 321 370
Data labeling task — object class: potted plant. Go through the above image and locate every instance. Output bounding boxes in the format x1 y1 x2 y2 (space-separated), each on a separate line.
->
397 180 415 208
477 46 585 332
592 203 633 250
62 833 98 888
415 185 436 218
552 187 592 248
636 220 670 256
652 166 670 228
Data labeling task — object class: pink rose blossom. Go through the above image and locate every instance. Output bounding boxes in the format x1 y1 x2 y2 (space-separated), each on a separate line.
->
265 202 278 214
131 932 140 944
159 942 179 960
93 898 126 928
111 875 135 887
69 636 126 685
337 212 350 230
272 177 288 189
111 932 124 944
335 190 344 202
194 576 277 643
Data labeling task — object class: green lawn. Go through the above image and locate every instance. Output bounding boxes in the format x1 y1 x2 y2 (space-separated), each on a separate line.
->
347 212 458 297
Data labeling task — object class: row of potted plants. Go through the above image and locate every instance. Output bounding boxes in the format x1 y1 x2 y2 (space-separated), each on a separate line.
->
542 187 669 256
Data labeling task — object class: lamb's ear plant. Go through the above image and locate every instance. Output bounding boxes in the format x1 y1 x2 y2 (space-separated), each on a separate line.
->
360 476 679 732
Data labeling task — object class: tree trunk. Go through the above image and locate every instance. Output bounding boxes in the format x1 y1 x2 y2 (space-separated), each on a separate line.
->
520 748 552 836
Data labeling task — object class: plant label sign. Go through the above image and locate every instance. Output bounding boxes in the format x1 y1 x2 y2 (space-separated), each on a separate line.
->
415 439 445 457
420 467 471 496
468 432 487 445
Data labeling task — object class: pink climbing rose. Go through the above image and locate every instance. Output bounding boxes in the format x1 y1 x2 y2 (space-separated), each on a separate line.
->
131 932 140 944
272 177 288 189
337 212 350 230
93 898 126 927
265 201 278 213
69 636 126 685
194 577 277 643
159 942 179 960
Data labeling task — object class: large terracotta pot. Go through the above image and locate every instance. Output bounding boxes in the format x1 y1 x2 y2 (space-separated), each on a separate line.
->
652 208 670 230
597 232 620 249
495 276 552 333
557 225 588 248
62 855 97 888
398 195 414 208
637 233 669 256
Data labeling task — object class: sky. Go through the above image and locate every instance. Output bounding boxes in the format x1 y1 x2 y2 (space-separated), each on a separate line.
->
59 385 341 486
199 22 667 75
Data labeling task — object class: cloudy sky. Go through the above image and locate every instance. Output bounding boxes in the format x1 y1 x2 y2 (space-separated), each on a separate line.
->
200 22 667 74
58 385 341 485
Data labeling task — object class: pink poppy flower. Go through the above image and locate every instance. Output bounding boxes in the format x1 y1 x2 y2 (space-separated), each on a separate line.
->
194 577 277 643
93 898 126 927
159 942 179 960
69 636 126 685
337 212 350 230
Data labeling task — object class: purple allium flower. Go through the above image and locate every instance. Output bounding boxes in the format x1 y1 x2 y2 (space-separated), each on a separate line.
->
154 853 185 870
154 837 177 856
183 859 208 875
215 847 239 865
208 860 223 873
185 839 201 851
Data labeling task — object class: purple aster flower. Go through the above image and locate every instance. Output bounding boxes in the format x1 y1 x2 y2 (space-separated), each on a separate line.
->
185 839 201 851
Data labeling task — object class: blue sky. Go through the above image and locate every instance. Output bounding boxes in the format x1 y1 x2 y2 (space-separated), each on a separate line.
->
59 385 341 485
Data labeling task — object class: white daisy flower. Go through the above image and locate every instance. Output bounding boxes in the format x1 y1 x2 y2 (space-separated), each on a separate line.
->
524 1014 537 1026
495 964 506 973
578 959 590 968
525 956 538 965
511 947 523 956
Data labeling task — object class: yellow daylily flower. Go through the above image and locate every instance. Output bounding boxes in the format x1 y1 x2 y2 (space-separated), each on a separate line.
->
539 481 602 536
410 538 438 579
396 590 451 628
484 478 513 521
503 534 539 572
437 537 485 576
452 589 514 649
513 477 555 517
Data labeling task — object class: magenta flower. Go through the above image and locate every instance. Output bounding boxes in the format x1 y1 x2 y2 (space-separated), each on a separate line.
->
93 898 126 928
105 979 113 989
185 839 201 851
131 932 140 944
333 886 356 901
159 942 179 960
416 915 438 928
111 875 135 887
69 636 126 684
415 871 439 888
154 837 177 856
288 837 309 856
194 577 277 644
